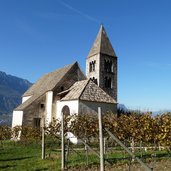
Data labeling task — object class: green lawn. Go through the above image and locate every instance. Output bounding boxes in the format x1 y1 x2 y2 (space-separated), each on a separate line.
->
0 141 61 171
0 140 170 171
0 140 100 170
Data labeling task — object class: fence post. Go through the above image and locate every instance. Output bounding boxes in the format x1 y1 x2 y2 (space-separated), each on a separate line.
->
98 107 104 171
61 112 65 170
42 116 45 159
85 139 89 165
66 139 70 168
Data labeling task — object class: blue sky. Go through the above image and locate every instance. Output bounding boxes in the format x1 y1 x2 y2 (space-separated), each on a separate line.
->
0 0 171 111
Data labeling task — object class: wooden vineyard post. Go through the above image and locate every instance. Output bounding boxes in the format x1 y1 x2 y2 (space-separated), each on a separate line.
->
98 107 104 171
61 112 65 170
42 116 45 160
104 137 106 154
85 139 89 165
65 139 70 168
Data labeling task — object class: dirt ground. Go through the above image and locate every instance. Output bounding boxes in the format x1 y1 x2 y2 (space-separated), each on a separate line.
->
69 159 171 171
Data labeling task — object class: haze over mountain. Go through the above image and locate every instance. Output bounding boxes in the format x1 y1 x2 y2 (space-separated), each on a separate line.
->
0 71 32 115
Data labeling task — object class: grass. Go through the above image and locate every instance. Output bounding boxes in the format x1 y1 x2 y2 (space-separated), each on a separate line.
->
0 141 61 171
0 140 170 171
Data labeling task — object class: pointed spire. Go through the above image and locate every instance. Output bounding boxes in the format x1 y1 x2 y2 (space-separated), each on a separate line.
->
87 25 117 58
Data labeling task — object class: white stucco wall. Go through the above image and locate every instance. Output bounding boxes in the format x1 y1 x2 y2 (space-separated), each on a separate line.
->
12 111 23 128
22 96 32 103
46 91 53 124
56 100 79 120
79 100 117 115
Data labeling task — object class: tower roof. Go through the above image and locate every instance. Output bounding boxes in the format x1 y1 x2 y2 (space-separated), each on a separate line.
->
87 25 117 58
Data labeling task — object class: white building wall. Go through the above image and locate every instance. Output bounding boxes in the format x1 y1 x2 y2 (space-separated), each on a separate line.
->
56 100 79 120
22 96 32 103
79 101 117 115
46 91 53 124
12 111 23 128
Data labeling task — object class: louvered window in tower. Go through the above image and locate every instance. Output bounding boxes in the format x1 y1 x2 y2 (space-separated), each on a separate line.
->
89 60 96 72
105 77 112 88
104 59 113 73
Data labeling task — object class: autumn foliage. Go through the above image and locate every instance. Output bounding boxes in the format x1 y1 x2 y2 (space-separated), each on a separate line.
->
0 112 170 149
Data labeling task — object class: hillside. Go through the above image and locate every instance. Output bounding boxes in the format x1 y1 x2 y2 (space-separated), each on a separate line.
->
0 71 32 115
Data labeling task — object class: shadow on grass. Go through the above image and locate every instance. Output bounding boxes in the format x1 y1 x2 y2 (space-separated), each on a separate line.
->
105 153 170 165
34 168 49 171
0 165 49 171
0 156 33 162
0 164 16 170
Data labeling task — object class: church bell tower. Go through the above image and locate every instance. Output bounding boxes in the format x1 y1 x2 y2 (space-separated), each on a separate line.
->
86 25 117 102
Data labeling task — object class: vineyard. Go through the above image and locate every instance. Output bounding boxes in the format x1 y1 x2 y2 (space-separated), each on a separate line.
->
0 111 171 170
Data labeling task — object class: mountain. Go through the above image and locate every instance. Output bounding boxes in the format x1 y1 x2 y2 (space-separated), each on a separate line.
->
152 110 171 116
117 103 128 112
0 71 32 115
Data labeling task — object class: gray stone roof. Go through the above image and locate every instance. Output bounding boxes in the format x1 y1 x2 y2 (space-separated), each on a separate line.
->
15 93 42 111
60 80 88 101
15 62 79 111
23 62 77 97
61 80 116 104
87 25 117 58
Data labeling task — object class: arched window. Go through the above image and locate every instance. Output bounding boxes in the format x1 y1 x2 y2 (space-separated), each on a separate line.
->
89 62 92 72
104 59 113 73
105 77 108 88
92 61 96 71
104 60 108 71
105 77 112 88
108 77 112 88
109 61 112 72
89 60 96 72
62 105 70 117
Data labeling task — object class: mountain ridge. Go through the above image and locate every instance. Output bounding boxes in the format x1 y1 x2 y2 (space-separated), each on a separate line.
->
0 71 32 115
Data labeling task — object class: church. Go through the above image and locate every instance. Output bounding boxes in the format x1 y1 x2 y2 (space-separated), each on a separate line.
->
12 25 118 128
